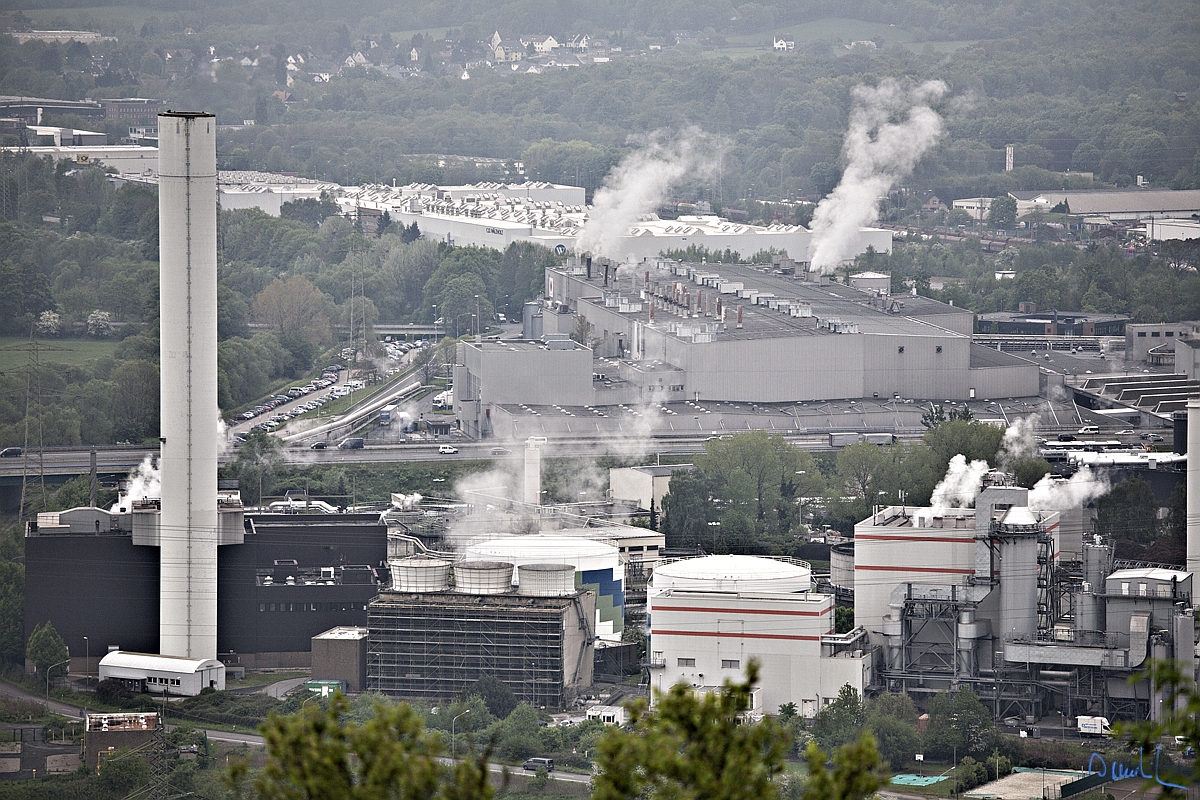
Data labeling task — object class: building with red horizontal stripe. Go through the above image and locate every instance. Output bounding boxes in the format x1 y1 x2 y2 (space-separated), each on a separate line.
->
647 555 870 718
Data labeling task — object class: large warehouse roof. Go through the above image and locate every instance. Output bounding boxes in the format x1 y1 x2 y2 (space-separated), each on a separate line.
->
99 651 224 674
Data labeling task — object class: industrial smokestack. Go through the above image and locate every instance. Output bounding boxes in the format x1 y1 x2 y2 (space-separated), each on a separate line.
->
737 305 743 328
523 439 542 505
716 298 722 319
586 255 592 279
644 270 649 288
1188 398 1200 576
158 111 219 661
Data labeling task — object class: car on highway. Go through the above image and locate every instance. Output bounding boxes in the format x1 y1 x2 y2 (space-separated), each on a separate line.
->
438 445 459 454
310 442 327 450
522 758 554 772
1116 429 1135 435
0 447 23 458
490 447 511 455
339 437 365 450
1145 433 1165 442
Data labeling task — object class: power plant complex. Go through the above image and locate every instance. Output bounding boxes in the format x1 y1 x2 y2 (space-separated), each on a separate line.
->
17 110 1200 736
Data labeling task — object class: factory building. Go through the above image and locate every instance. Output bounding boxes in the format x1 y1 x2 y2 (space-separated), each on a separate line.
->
848 472 1197 722
368 559 595 707
647 555 871 717
337 182 889 262
25 510 387 673
453 257 1036 420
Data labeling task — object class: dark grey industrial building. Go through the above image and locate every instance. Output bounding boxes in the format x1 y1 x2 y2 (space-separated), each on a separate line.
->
24 509 387 672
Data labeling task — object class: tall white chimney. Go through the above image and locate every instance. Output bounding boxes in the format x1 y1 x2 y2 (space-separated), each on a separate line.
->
158 111 219 660
524 440 542 506
1189 398 1200 577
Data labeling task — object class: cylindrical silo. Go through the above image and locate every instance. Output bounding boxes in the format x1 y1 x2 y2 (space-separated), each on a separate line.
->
158 111 219 660
389 557 451 592
517 563 576 596
997 509 1040 643
464 535 623 637
453 561 514 595
829 542 854 593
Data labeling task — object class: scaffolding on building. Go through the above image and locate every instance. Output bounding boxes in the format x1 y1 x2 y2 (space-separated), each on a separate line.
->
367 590 594 709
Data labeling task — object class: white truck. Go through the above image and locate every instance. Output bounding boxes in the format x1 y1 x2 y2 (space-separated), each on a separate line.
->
1076 716 1112 737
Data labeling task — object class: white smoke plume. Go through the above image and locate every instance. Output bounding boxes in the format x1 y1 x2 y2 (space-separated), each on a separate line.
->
111 454 161 512
1027 466 1110 512
808 79 948 272
930 453 990 515
577 127 725 259
997 415 1039 467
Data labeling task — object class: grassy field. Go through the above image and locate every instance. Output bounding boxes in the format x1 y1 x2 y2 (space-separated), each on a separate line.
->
226 670 308 690
0 336 119 373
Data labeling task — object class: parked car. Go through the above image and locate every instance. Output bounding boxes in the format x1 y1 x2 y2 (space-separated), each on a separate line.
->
438 445 459 454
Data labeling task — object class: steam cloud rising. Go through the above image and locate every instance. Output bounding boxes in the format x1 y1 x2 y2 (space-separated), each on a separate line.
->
578 128 724 259
808 79 948 272
930 453 990 516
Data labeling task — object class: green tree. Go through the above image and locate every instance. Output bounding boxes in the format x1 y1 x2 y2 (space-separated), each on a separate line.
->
987 196 1017 229
922 689 995 761
835 607 855 634
463 676 517 719
593 661 788 800
1119 660 1199 791
238 693 494 800
227 429 284 504
797 735 885 800
812 685 865 751
0 561 24 664
1095 477 1160 543
26 620 68 677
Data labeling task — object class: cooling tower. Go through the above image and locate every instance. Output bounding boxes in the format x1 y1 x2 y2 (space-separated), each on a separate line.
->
158 111 219 660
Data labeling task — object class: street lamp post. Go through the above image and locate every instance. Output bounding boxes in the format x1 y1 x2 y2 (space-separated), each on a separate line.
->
451 709 470 759
46 657 70 700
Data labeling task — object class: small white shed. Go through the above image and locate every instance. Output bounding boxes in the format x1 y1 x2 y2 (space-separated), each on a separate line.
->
98 651 226 697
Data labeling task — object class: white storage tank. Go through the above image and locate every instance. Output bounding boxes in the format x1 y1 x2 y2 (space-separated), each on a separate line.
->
464 535 624 637
389 558 451 592
652 554 812 593
517 563 576 597
453 561 514 595
829 543 854 592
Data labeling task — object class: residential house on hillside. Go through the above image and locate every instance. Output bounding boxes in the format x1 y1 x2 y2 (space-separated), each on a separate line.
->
522 34 559 53
773 37 795 51
562 34 591 51
493 41 524 62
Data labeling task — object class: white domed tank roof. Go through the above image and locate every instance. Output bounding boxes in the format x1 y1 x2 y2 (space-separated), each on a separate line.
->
465 534 619 571
465 535 625 639
652 555 811 593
